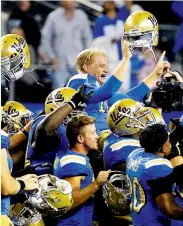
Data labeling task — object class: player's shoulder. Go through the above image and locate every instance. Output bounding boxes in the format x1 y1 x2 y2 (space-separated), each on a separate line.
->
109 136 140 152
68 74 88 83
59 149 87 168
143 154 173 178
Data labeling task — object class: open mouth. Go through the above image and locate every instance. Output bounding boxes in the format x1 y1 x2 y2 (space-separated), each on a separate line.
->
101 74 107 78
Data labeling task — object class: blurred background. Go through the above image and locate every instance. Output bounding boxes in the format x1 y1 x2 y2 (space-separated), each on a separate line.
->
1 0 183 122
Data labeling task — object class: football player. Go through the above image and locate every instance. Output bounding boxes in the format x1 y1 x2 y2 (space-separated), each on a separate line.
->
1 34 39 225
27 85 92 175
126 124 183 225
54 114 109 226
2 101 33 172
168 115 183 226
66 38 132 131
103 98 165 172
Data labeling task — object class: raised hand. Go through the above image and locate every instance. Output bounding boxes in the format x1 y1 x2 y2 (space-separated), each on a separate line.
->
69 84 93 109
153 51 170 77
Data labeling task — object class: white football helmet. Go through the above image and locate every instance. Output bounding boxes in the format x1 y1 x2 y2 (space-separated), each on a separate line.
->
27 175 73 217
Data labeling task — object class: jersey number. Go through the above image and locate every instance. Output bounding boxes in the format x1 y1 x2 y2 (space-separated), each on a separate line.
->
130 177 146 213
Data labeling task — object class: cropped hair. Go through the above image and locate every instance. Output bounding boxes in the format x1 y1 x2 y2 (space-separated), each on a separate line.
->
66 114 96 148
76 49 106 73
139 123 168 153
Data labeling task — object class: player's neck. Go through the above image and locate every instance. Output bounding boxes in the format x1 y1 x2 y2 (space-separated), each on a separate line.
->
72 144 88 156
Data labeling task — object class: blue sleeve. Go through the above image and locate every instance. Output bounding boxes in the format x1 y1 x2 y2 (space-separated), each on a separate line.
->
108 82 149 107
126 82 150 102
93 18 104 39
108 93 129 107
87 75 122 104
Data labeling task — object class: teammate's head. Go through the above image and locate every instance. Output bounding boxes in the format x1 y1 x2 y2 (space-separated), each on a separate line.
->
76 49 107 84
107 99 165 136
66 115 98 151
139 123 171 156
124 11 158 58
45 87 86 124
1 34 30 106
3 101 33 134
45 87 77 114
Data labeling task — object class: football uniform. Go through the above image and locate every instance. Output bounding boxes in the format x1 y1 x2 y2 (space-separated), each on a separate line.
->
27 115 69 175
126 149 172 226
103 132 141 169
54 149 94 226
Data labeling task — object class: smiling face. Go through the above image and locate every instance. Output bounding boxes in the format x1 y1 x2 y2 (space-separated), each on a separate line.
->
84 55 107 84
86 55 108 84
76 49 108 84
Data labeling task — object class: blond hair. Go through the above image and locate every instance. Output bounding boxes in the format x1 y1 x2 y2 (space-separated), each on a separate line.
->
76 48 107 73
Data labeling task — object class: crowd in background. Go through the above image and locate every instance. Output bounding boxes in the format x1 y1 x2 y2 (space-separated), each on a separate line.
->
1 0 183 102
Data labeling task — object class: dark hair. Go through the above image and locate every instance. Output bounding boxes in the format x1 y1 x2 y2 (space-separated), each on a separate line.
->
66 115 96 148
139 124 168 153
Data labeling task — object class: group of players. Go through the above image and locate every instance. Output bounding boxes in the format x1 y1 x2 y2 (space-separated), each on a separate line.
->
1 10 183 226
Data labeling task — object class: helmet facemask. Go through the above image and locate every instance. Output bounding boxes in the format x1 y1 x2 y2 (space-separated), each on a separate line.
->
117 105 165 134
27 175 73 218
1 53 27 82
124 29 158 62
2 110 33 135
102 171 131 216
10 203 43 226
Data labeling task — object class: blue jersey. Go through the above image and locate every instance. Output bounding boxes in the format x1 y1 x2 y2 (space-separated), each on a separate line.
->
103 132 141 169
27 115 69 175
67 73 150 131
54 149 94 226
126 149 173 226
66 73 122 132
1 130 13 215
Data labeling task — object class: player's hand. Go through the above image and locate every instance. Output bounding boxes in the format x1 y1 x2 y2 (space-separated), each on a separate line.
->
96 170 110 186
69 84 93 109
18 174 39 191
121 39 132 60
163 70 183 82
153 51 170 77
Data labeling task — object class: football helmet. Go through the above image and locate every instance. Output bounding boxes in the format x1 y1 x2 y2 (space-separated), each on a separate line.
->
1 34 30 81
45 87 86 123
10 203 44 226
107 99 165 136
98 130 111 152
124 11 158 58
3 101 33 134
102 171 131 216
27 174 73 217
